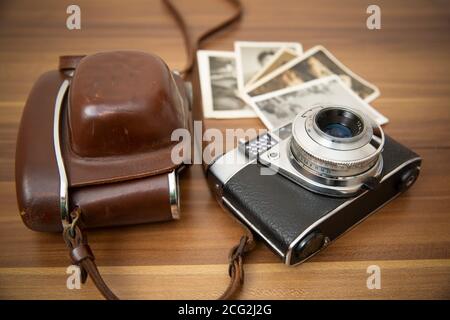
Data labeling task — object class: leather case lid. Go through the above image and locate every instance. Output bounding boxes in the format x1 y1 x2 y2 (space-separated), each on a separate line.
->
69 51 187 157
63 51 190 186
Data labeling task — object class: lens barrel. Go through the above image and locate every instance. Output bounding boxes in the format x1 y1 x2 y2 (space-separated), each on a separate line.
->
289 105 384 196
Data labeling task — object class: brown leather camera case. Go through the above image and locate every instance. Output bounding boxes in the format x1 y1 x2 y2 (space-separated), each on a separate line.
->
16 51 191 232
14 0 250 300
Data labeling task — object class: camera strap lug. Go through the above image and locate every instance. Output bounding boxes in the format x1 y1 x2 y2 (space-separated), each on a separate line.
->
362 176 380 191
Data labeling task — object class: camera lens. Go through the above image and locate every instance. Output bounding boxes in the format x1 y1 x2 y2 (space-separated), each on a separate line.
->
315 108 364 139
289 105 384 197
321 123 352 138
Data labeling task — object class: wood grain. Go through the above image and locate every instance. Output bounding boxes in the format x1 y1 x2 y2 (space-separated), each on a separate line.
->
1 260 449 299
0 0 449 299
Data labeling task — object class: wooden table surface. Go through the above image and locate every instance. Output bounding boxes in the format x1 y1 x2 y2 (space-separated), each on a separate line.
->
0 0 449 299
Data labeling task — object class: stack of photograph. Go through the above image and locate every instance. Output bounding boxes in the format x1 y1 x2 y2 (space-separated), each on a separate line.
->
197 41 387 129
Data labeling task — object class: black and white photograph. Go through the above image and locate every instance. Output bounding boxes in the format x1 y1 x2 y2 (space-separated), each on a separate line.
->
246 47 300 87
234 41 302 92
247 45 380 102
250 75 388 129
197 50 256 118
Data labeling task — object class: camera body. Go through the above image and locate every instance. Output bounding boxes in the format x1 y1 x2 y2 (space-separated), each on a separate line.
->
207 106 421 265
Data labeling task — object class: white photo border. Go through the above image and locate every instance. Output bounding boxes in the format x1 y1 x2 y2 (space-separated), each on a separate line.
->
197 50 256 119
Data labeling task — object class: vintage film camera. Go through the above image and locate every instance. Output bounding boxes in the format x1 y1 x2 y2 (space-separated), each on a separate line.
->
207 105 421 265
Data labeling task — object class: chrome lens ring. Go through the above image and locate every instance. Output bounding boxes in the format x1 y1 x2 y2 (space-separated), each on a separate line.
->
308 107 374 151
289 105 384 196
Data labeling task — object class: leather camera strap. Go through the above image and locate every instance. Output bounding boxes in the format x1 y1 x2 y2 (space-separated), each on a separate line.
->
60 0 255 300
162 0 243 77
63 208 254 300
